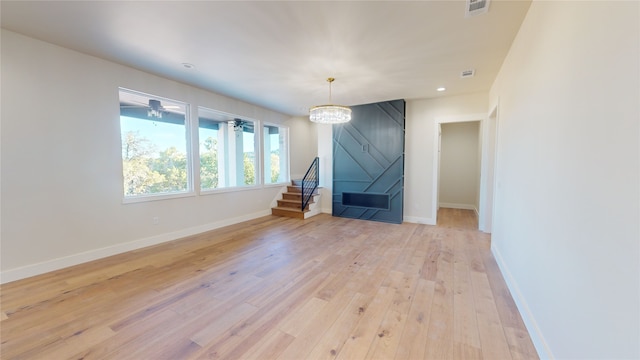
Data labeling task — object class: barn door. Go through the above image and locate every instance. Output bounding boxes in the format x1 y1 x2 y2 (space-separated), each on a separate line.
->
332 99 405 224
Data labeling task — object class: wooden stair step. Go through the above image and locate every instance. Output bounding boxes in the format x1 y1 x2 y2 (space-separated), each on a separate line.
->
272 179 320 220
277 199 310 210
282 193 302 201
285 188 319 195
271 206 308 219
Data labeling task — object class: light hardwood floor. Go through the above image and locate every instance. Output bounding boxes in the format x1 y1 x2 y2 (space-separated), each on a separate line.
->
1 210 538 359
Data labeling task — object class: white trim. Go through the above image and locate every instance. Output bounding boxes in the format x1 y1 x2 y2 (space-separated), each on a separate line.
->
199 184 263 195
432 123 441 226
403 216 436 225
491 244 553 360
0 210 271 284
262 121 291 186
122 191 196 204
263 182 290 189
438 203 477 211
436 113 486 124
478 101 500 233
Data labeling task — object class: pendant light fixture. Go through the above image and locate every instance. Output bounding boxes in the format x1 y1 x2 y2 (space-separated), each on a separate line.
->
309 77 352 124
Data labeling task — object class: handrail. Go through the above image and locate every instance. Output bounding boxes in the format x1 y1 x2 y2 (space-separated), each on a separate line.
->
301 157 319 211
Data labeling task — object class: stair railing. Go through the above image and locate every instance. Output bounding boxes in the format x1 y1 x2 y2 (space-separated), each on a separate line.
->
301 157 319 211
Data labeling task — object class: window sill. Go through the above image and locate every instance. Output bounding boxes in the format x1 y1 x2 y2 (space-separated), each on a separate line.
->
122 191 196 204
199 184 262 195
263 182 291 188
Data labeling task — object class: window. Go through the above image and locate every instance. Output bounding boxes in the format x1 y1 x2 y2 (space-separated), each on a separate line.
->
198 107 258 190
119 88 191 199
118 89 289 200
263 124 289 185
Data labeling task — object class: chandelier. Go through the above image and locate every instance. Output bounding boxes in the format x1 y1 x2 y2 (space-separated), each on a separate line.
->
309 78 352 124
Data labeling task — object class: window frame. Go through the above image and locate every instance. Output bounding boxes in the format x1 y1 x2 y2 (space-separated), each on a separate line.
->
197 106 262 195
118 88 292 204
261 121 291 187
118 88 194 204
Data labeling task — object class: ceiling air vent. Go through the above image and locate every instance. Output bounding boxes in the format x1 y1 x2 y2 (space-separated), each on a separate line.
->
460 69 475 78
465 0 490 17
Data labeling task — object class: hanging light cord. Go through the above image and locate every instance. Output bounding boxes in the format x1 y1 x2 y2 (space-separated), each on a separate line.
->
327 77 335 103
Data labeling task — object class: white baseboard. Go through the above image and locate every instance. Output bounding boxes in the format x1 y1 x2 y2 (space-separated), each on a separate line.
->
403 216 436 225
439 202 478 211
491 244 553 359
0 210 272 284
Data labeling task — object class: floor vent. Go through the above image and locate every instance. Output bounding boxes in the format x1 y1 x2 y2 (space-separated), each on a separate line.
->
465 0 490 17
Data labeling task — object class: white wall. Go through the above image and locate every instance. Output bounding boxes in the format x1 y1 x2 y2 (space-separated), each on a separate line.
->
317 124 333 214
404 93 488 224
439 121 480 210
489 1 639 359
0 30 296 282
284 116 318 179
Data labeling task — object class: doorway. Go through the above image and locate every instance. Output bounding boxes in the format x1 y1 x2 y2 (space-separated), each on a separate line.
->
431 113 484 227
431 109 500 232
438 121 481 219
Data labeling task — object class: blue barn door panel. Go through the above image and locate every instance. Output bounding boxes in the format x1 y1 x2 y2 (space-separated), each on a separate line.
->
332 99 405 224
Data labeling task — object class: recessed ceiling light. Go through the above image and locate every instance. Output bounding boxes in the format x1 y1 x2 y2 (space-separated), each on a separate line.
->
437 87 446 92
182 63 195 69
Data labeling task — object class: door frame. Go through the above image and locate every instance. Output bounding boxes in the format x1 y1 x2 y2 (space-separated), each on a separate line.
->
478 104 500 232
431 113 485 227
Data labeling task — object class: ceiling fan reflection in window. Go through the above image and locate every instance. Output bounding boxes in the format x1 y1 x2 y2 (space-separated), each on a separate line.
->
119 98 185 128
146 99 164 119
230 119 244 131
228 119 254 133
120 99 182 119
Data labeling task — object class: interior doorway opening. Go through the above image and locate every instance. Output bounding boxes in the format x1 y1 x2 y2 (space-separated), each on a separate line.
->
431 113 488 229
431 106 500 232
437 121 481 227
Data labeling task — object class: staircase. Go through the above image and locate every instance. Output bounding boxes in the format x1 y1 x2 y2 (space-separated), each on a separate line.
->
271 180 321 219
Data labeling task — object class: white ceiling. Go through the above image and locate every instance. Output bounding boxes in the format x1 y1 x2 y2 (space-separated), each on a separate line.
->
1 1 531 116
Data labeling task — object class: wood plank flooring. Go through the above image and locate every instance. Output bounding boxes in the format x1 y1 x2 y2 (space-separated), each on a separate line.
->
0 210 538 359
